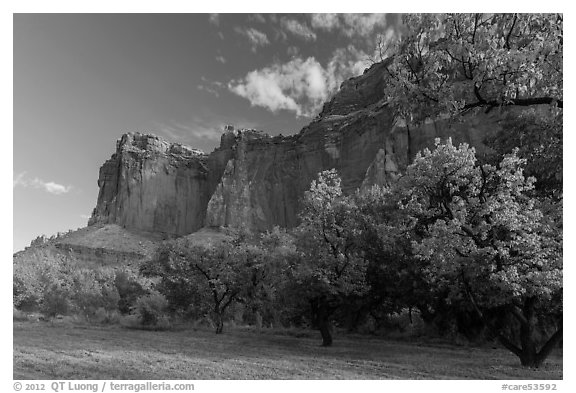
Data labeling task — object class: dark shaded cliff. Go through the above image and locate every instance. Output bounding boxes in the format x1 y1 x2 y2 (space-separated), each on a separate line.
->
89 60 504 236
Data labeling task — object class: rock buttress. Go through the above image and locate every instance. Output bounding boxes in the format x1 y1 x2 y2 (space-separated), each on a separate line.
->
89 133 212 237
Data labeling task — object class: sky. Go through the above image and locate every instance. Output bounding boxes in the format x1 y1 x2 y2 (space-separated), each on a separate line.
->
13 13 399 252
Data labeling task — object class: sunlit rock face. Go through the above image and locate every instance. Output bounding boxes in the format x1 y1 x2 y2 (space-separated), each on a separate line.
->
88 133 213 237
90 60 502 236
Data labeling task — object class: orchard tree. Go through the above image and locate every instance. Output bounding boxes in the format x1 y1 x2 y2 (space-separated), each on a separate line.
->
351 185 442 328
142 233 287 334
291 169 368 346
384 13 562 124
399 139 562 367
485 108 562 199
143 238 244 334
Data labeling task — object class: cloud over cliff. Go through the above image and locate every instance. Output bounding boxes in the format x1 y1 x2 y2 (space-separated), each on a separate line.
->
229 47 371 117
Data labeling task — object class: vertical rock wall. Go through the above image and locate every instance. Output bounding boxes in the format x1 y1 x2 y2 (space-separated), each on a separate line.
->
89 133 213 237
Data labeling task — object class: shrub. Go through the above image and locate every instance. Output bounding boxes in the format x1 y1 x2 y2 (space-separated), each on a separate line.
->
13 307 29 321
13 249 73 311
134 292 169 327
114 270 147 314
69 269 120 318
41 283 70 319
93 307 121 325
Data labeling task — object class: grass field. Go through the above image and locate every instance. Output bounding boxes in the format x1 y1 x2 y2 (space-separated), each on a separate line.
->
13 320 562 380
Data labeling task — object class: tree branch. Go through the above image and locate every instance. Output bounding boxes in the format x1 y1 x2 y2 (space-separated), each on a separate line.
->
537 327 563 363
509 305 529 325
498 334 523 357
505 14 518 50
461 273 523 357
463 96 563 110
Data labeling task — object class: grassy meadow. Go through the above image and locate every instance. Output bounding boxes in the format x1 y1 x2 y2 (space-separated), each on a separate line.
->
14 320 562 380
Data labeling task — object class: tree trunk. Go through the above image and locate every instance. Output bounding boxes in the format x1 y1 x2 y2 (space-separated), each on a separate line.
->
317 303 333 347
311 298 333 346
516 298 562 368
213 310 224 334
464 284 562 368
519 298 538 367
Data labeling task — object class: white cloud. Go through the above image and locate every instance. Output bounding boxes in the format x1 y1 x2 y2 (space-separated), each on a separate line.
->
310 13 340 30
14 172 73 195
13 172 25 188
341 14 388 37
280 18 317 41
215 55 226 64
234 27 270 52
309 13 391 39
42 182 71 195
229 48 372 117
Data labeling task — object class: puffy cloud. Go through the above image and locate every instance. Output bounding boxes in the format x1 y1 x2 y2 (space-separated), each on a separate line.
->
280 18 317 41
215 55 226 64
42 182 72 195
229 65 302 115
234 27 270 52
14 172 72 195
229 48 372 117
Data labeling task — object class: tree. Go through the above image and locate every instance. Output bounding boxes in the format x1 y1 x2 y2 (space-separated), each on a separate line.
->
290 169 368 346
398 139 562 367
243 228 296 327
142 239 244 334
351 185 442 330
484 108 562 199
142 233 286 334
384 14 563 124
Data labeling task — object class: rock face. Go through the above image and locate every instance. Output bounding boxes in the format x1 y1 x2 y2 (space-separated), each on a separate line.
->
89 133 215 237
90 60 505 236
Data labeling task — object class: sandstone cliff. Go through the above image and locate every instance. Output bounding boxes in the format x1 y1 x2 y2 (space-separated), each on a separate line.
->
90 133 216 237
89 60 505 236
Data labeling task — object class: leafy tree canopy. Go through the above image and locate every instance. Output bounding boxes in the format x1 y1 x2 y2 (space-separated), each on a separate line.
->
398 138 562 367
385 13 563 124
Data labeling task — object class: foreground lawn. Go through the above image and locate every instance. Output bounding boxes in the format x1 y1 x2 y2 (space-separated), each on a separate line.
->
13 320 562 380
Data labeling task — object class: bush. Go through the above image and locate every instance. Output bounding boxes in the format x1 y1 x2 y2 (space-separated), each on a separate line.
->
93 307 121 325
114 270 147 314
134 292 169 327
69 269 120 318
13 307 29 321
13 249 73 311
41 283 70 319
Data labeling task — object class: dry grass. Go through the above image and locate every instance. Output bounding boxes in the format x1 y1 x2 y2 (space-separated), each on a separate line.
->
13 320 562 380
